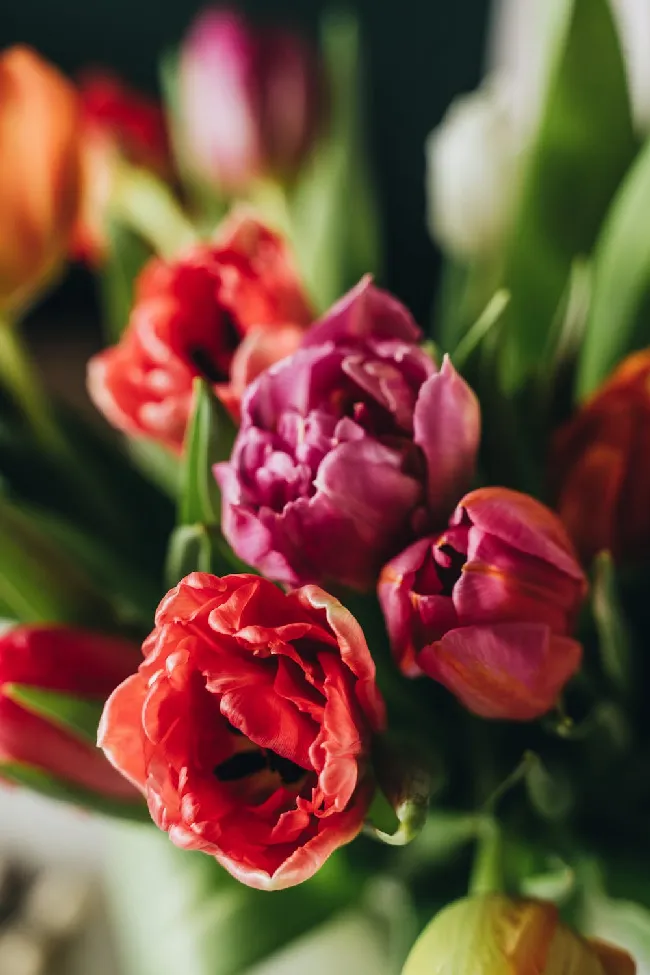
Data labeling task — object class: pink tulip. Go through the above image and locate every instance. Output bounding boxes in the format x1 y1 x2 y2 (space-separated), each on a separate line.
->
378 488 587 720
215 277 480 591
180 7 325 190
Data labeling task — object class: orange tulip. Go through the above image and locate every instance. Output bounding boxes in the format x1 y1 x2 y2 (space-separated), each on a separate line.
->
552 351 650 565
0 46 80 313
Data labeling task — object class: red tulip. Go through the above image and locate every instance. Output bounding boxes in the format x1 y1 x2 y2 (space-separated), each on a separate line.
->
0 625 141 802
180 7 325 190
552 349 650 565
87 210 313 452
99 572 385 889
72 71 172 264
378 488 587 720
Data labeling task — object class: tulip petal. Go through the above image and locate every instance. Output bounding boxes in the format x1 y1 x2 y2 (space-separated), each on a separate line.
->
418 622 582 720
414 355 480 521
304 275 422 347
589 939 637 975
460 488 586 583
98 673 148 791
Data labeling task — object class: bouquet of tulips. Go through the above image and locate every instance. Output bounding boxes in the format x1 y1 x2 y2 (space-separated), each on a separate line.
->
2 0 650 972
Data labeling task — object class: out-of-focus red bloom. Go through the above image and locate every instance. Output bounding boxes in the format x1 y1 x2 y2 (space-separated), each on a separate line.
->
99 572 385 890
0 46 81 313
72 71 172 264
87 211 313 452
180 7 325 191
378 488 586 720
552 350 650 566
0 625 140 801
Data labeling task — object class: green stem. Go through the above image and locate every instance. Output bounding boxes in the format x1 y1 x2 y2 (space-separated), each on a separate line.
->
0 320 66 452
469 819 505 897
112 165 198 258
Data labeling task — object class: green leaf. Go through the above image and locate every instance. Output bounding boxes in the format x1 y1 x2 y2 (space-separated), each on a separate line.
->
451 289 510 369
106 824 361 975
0 496 113 626
4 684 103 746
0 761 150 822
180 379 236 527
500 0 638 392
291 11 381 312
576 136 650 399
592 551 634 694
127 437 179 499
100 220 152 343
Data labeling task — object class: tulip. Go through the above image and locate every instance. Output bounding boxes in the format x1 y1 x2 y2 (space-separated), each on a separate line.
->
216 277 480 591
402 895 636 975
72 71 172 264
425 78 524 260
551 350 650 565
378 487 586 719
99 572 385 890
0 624 141 806
87 210 312 452
179 7 325 190
0 46 81 313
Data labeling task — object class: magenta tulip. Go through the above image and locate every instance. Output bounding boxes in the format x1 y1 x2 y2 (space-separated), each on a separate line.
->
215 277 480 591
180 7 325 190
378 488 587 720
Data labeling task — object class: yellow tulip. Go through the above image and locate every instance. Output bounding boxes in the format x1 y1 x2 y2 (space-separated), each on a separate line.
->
402 895 636 975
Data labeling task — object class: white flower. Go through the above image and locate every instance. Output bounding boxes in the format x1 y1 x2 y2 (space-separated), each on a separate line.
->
425 78 525 260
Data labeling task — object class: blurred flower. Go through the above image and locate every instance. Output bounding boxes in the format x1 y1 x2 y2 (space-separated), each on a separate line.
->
87 211 312 452
491 0 650 133
402 894 636 975
99 572 385 890
216 278 480 590
425 78 524 260
0 46 81 314
378 488 586 719
72 71 172 264
0 624 140 801
179 7 325 191
552 351 650 566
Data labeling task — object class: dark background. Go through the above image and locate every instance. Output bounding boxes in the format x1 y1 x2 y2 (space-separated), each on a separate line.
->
0 0 490 326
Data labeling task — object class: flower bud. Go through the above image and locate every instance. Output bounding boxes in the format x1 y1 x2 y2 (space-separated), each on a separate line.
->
72 71 172 265
425 78 524 260
402 895 636 975
0 625 141 807
552 350 650 565
179 7 325 190
378 488 586 719
0 47 81 313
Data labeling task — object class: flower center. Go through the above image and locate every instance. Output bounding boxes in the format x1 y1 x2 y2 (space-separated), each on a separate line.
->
213 748 306 787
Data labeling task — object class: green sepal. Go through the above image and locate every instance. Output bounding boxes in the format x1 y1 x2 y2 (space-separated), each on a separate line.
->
0 761 150 823
4 684 104 746
180 378 236 527
576 135 650 399
366 735 436 847
499 0 638 393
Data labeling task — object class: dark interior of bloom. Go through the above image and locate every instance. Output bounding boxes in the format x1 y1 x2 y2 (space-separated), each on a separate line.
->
214 727 306 787
186 309 242 385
